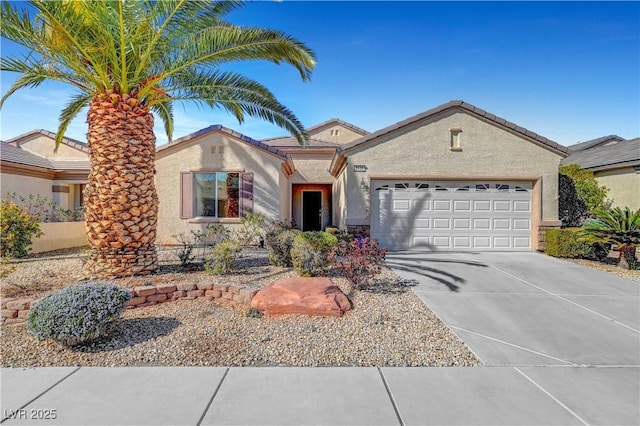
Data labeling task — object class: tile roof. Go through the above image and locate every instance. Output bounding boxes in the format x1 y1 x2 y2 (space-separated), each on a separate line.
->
567 135 626 152
156 125 291 160
4 129 89 153
260 136 341 148
306 118 370 137
1 142 54 169
339 100 570 156
561 138 640 170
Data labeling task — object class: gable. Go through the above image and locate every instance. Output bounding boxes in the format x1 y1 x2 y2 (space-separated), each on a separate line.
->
306 119 369 144
5 130 88 159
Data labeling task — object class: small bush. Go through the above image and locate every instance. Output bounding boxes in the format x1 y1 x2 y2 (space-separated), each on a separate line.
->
0 198 43 258
331 238 388 291
205 240 242 275
545 228 594 259
236 213 265 246
265 220 300 267
26 283 131 346
291 231 338 276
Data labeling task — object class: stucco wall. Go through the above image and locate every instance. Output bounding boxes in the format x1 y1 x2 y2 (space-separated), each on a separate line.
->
289 155 335 184
1 172 52 200
155 131 286 244
18 135 87 159
309 125 364 145
31 221 88 253
596 167 640 210
343 111 564 224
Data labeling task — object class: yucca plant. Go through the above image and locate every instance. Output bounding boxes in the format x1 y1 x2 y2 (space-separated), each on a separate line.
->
583 207 640 269
0 1 315 277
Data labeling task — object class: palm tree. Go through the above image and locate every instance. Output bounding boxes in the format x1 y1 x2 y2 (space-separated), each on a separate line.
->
1 1 315 277
583 207 640 270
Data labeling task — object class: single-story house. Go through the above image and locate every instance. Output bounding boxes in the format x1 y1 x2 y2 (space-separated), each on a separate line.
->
562 136 640 210
1 130 89 212
156 100 569 251
2 100 575 252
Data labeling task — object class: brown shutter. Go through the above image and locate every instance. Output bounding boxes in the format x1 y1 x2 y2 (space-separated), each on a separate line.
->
180 172 193 219
240 172 254 217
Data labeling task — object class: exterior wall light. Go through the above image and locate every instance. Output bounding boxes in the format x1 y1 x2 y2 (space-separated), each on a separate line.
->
360 177 368 192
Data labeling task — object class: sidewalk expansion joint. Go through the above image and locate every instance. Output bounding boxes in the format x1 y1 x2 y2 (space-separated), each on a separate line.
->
377 368 405 426
514 367 590 426
196 367 229 426
1 366 81 424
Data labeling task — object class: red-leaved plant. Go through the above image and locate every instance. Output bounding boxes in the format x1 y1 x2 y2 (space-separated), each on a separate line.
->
331 237 388 292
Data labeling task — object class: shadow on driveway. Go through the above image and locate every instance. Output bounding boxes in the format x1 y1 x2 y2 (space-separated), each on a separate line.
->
386 251 488 292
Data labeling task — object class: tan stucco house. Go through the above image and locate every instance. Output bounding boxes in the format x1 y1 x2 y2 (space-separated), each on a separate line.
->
3 100 576 252
562 136 640 210
1 130 89 211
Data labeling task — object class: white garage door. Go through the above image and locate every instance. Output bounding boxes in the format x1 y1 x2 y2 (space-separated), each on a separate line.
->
371 181 532 251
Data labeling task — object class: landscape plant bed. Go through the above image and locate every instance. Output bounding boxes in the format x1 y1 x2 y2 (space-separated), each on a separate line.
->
1 265 481 367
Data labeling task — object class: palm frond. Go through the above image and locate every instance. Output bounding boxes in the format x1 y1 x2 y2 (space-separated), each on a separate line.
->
151 101 174 143
54 93 91 151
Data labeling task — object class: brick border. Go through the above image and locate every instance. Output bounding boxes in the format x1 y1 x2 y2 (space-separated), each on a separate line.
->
1 283 258 324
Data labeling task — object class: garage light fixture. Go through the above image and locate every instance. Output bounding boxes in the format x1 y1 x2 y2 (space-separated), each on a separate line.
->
360 177 368 193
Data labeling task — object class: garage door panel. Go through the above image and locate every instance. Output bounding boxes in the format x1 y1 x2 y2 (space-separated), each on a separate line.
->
371 180 532 251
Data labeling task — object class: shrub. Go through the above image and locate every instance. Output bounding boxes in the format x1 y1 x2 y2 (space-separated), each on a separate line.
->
264 220 299 267
172 231 198 267
0 198 43 258
26 283 131 346
4 192 84 222
236 213 265 246
331 237 387 291
544 228 594 258
582 207 640 269
291 231 338 276
559 165 609 214
559 173 589 228
205 240 242 275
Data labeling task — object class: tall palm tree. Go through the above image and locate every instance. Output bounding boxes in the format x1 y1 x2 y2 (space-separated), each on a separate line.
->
1 0 315 277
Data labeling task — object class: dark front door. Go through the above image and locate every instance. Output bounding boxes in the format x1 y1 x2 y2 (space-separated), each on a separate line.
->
302 191 322 231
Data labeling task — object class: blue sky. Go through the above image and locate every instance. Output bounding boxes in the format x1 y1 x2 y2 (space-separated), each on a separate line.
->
1 1 638 146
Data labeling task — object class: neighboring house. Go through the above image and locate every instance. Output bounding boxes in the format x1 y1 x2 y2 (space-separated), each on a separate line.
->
2 100 572 252
1 130 90 211
562 137 640 210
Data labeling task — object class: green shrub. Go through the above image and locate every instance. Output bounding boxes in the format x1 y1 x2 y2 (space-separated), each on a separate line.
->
236 213 265 246
291 231 338 276
205 240 241 275
583 207 640 269
559 164 609 214
264 220 300 267
545 228 595 259
0 198 43 258
26 283 131 346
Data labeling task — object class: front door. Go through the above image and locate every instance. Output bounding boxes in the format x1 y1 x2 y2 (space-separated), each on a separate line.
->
302 191 323 231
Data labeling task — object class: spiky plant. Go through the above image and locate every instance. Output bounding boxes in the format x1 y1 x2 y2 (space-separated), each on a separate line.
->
583 207 640 269
1 1 315 277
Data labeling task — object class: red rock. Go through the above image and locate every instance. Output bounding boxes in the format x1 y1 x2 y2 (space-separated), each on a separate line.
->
156 284 177 293
177 283 197 291
134 286 157 297
251 277 351 317
128 296 146 306
197 283 213 290
6 299 31 311
147 293 167 303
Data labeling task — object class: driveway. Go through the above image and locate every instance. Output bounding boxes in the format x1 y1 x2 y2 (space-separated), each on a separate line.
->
386 251 640 425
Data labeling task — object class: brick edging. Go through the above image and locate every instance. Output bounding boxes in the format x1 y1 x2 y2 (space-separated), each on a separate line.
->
1 283 258 324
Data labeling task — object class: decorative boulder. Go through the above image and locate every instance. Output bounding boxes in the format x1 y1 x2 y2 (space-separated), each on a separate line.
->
251 277 351 317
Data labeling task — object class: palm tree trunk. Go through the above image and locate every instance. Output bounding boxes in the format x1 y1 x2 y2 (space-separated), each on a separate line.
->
83 92 158 277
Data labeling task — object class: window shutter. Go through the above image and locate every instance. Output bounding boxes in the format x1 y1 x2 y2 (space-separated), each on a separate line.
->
240 172 254 217
180 172 193 219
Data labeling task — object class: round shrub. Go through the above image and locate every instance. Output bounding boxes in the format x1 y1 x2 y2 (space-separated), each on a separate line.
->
26 283 131 346
291 231 338 277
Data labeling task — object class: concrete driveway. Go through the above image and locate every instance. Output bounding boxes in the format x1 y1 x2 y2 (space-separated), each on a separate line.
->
386 251 640 425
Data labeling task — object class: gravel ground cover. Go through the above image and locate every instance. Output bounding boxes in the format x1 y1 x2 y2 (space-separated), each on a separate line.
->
564 258 640 282
1 247 481 368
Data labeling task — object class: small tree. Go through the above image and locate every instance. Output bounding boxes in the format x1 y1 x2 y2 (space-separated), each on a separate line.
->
559 164 609 214
582 207 640 269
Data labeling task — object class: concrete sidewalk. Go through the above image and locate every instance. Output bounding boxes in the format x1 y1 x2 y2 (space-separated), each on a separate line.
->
2 365 639 425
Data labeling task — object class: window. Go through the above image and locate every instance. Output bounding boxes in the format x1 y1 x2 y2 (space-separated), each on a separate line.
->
330 128 341 136
394 182 410 190
456 185 470 192
414 183 429 191
181 171 253 219
475 184 490 192
514 186 529 192
375 184 390 191
496 184 510 192
435 185 449 192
